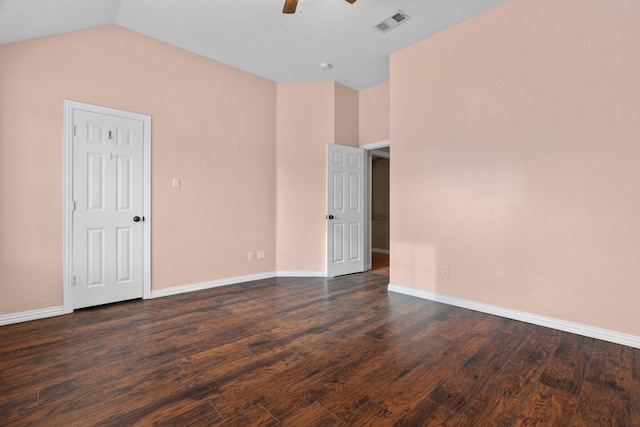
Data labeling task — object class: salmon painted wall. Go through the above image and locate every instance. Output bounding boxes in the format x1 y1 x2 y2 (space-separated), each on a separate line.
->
359 81 390 145
334 83 359 147
0 26 276 314
275 82 358 273
390 0 640 336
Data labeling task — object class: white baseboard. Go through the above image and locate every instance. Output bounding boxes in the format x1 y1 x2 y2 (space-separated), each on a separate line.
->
7 278 638 350
151 272 277 299
152 271 327 300
2 271 330 325
275 270 326 277
372 248 390 254
0 306 66 326
388 283 640 349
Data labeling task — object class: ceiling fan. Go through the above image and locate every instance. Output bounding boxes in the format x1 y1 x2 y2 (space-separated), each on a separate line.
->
283 0 356 14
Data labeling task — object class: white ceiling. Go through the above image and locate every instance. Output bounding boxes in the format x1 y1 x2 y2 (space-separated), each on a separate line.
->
0 0 507 90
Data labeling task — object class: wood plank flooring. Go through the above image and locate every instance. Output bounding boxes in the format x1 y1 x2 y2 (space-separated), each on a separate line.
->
1 273 638 426
370 252 390 276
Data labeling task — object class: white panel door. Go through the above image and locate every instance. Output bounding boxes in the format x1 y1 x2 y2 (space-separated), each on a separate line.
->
72 110 144 309
327 144 365 277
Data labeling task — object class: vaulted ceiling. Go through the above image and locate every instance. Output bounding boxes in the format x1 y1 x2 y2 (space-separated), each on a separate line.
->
0 0 507 90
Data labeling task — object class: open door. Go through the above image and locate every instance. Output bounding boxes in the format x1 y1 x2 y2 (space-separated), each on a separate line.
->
327 144 365 277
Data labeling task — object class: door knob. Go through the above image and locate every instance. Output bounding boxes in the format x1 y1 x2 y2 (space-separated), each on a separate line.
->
133 216 143 222
326 214 334 220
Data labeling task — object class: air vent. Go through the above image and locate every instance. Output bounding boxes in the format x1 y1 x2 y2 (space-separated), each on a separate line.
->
375 10 410 33
375 22 390 32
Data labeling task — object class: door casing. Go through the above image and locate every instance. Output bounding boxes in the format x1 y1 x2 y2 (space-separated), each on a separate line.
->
63 100 151 313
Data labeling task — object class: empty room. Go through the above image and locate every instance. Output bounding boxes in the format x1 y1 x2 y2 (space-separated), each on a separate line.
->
1 0 639 425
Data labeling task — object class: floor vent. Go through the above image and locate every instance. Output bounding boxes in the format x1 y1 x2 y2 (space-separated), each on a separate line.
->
375 10 410 33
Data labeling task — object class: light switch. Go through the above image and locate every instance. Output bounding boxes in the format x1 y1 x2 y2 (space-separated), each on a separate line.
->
172 178 180 189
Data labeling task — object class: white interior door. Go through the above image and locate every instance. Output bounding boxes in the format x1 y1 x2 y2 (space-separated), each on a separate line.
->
71 109 145 309
327 144 365 277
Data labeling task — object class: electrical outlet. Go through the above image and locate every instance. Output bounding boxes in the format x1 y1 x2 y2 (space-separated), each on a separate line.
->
441 265 449 277
172 178 180 189
248 252 254 261
257 251 265 260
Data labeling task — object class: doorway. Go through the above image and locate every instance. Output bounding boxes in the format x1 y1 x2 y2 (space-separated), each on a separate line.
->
363 141 390 276
63 100 151 312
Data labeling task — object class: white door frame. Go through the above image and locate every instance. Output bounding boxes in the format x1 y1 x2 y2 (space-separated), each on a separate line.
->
63 100 151 313
361 140 391 272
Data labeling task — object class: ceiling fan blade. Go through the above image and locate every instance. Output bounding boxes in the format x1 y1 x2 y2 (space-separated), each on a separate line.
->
283 0 298 14
345 0 357 4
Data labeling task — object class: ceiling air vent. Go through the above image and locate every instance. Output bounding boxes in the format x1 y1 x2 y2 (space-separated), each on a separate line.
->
376 22 390 32
375 10 410 33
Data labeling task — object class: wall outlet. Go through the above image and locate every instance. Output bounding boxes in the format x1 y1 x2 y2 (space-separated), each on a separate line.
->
257 251 265 260
441 265 449 277
248 252 254 261
172 178 180 189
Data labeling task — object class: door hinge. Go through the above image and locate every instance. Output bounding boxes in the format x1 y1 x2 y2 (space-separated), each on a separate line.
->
73 125 77 136
72 275 77 287
72 201 77 211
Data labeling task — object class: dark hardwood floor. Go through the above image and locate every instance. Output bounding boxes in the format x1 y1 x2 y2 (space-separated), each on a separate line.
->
1 273 638 426
370 252 390 276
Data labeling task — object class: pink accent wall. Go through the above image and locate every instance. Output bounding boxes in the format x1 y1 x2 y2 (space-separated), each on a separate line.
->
334 83 359 147
0 26 277 314
275 82 334 272
359 81 390 145
275 82 358 272
390 0 640 335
